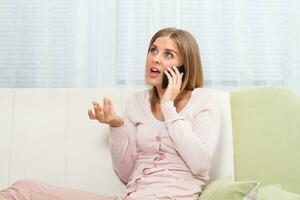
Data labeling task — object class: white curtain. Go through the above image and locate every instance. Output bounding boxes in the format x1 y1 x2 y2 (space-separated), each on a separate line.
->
0 0 299 94
0 0 74 87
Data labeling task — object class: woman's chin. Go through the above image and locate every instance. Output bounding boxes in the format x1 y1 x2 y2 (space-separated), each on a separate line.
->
146 79 160 87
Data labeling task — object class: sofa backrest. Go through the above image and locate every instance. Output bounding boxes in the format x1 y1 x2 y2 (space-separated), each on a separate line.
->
230 87 300 194
0 88 234 195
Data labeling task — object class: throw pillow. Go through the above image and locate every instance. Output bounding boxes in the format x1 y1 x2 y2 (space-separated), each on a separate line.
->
198 177 259 200
258 184 300 200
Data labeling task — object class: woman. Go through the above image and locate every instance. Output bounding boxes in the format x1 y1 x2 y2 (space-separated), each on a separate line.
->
0 27 220 200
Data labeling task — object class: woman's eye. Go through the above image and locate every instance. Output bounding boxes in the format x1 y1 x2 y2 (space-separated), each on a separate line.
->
150 47 157 54
164 51 174 58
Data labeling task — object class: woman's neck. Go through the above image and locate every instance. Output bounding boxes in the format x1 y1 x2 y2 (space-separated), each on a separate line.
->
155 86 192 104
156 86 164 100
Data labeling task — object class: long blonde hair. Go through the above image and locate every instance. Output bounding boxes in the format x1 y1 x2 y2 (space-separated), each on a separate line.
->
147 27 204 111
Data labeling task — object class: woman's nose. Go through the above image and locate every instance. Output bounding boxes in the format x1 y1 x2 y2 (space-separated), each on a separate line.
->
152 53 161 64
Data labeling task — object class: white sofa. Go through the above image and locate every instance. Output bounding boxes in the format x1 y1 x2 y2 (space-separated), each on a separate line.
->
0 88 234 196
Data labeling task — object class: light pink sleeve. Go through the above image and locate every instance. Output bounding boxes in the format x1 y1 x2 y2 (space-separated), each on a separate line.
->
160 91 220 176
109 101 138 183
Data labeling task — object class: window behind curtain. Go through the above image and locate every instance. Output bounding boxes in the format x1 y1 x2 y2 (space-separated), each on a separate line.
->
0 0 74 87
117 0 287 91
0 0 298 94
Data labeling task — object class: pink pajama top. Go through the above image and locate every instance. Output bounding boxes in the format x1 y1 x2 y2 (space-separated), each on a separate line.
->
109 88 221 200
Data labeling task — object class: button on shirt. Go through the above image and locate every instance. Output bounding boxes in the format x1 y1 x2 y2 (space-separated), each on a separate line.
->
109 88 221 200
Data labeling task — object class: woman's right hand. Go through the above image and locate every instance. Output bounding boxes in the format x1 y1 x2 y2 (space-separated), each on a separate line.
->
88 97 124 128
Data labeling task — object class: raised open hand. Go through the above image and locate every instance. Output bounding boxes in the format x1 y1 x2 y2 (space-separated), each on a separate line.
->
88 97 124 127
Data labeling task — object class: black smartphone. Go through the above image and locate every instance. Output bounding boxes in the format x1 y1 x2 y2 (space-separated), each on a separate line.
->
162 65 185 89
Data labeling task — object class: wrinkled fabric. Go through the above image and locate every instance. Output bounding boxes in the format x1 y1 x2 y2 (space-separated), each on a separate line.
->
0 179 115 200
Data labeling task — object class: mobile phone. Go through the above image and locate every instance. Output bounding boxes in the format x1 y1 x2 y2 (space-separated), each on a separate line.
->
162 65 185 89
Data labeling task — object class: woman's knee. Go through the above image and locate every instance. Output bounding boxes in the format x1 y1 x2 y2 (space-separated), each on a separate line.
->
12 179 41 189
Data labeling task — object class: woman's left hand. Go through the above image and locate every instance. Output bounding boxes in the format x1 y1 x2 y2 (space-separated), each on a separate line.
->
161 66 184 104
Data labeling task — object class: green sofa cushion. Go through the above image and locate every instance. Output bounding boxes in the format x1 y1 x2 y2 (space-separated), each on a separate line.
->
198 177 259 200
258 184 300 200
230 87 300 194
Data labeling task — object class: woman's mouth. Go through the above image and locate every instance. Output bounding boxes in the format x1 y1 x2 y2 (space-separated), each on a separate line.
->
149 67 161 78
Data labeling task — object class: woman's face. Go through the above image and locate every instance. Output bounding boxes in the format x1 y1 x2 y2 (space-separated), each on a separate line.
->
145 36 183 88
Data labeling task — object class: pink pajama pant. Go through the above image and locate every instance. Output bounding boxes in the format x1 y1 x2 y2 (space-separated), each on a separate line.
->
0 179 116 200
